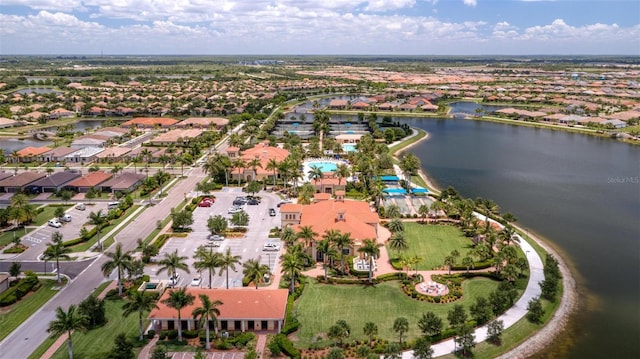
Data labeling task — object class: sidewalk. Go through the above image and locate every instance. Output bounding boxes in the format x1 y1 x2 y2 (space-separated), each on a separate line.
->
40 281 117 359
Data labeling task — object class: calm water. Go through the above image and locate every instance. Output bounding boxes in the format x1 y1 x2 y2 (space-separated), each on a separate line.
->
404 118 640 358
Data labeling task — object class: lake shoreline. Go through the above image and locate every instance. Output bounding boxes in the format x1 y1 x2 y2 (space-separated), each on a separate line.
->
394 127 578 358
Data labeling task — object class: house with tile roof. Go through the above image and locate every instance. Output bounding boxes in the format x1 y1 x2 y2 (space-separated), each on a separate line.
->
64 147 104 164
121 117 178 128
71 134 110 148
149 288 288 333
175 117 229 129
64 170 113 193
0 172 47 193
147 129 206 146
95 147 132 163
27 170 82 193
100 172 146 194
280 194 380 262
227 142 289 182
39 147 79 163
16 146 52 163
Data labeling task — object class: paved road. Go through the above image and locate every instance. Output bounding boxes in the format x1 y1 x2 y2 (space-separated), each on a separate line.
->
0 166 206 359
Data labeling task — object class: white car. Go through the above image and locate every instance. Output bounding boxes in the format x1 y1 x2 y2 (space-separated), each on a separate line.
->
263 243 281 251
60 214 72 222
227 206 243 214
208 234 225 241
190 277 202 287
75 203 86 211
48 219 62 228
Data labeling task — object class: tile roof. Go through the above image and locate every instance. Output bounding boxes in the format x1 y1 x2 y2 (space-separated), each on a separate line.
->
122 117 178 127
149 288 288 320
17 146 52 157
0 172 47 187
100 172 146 190
65 171 113 187
29 171 82 187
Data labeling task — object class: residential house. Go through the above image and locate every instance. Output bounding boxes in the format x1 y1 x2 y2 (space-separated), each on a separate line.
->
328 99 349 110
48 108 75 119
0 172 47 193
15 146 52 163
71 134 110 148
175 117 229 129
95 147 132 163
65 147 104 164
121 117 178 129
0 117 19 128
147 129 205 146
228 142 289 182
27 170 82 193
100 172 146 194
64 171 113 193
149 288 288 333
280 195 380 262
40 147 79 163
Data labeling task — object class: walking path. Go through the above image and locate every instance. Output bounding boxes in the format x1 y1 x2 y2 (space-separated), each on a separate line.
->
40 280 117 359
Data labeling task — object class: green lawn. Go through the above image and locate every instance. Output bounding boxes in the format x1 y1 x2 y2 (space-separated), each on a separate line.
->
50 298 140 359
295 278 500 347
0 279 63 341
32 205 72 226
399 223 475 269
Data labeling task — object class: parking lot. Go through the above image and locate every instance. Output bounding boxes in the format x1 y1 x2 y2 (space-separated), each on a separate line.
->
166 351 244 359
18 201 113 260
148 188 284 288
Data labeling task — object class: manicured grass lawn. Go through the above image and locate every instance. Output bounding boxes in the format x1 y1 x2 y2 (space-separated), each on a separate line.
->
0 279 63 341
399 223 475 270
32 205 72 226
50 298 140 359
295 278 500 347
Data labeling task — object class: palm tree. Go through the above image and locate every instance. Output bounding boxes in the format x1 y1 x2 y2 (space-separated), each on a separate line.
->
157 250 190 284
162 288 195 342
265 158 279 187
335 163 351 188
242 258 270 289
194 247 222 289
192 294 222 350
101 243 133 296
307 166 323 192
393 317 410 344
399 153 420 189
219 248 241 289
297 225 318 249
122 291 158 341
231 158 247 185
317 238 337 279
444 255 455 275
280 226 297 247
358 239 383 284
363 322 378 348
333 232 353 273
154 170 171 195
88 210 107 252
246 158 262 182
387 232 408 258
47 305 89 359
418 204 430 223
43 231 70 283
281 248 305 294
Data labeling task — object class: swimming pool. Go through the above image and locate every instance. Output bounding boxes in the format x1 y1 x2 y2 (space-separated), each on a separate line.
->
306 161 338 173
342 144 357 153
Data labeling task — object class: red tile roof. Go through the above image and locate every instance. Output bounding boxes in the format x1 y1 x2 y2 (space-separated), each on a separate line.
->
121 117 178 127
149 288 288 320
17 146 52 157
66 171 113 187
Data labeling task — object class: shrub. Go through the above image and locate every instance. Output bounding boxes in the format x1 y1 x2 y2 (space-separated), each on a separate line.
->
182 330 199 339
147 329 156 339
273 334 300 359
216 340 233 350
166 330 178 340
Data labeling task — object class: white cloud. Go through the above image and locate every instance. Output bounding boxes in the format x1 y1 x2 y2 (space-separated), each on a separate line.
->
463 0 477 7
364 0 416 12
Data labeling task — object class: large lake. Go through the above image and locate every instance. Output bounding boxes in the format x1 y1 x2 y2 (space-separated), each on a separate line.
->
403 117 639 358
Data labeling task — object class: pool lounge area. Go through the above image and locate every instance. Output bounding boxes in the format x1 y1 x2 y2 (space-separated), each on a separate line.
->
302 158 351 181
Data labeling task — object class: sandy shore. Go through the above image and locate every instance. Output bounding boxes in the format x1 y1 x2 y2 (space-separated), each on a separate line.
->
393 127 578 357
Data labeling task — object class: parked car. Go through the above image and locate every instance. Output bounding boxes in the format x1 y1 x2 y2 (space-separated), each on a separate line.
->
167 274 180 288
208 234 225 241
269 208 276 216
60 214 72 222
228 206 243 214
75 203 86 211
198 199 212 207
247 198 259 205
108 202 120 209
48 219 62 228
190 277 202 287
263 243 281 251
232 197 247 206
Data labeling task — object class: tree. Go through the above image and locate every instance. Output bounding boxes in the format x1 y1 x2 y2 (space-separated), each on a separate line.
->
245 180 261 196
385 204 401 219
387 232 408 258
443 255 455 275
101 243 133 296
418 311 443 337
170 208 193 231
193 246 222 289
154 170 171 195
151 345 169 359
307 165 323 190
363 322 378 347
386 218 404 233
78 295 106 329
358 239 383 284
230 210 249 226
156 250 190 284
418 204 430 223
108 333 134 359
469 296 493 325
486 319 504 345
333 231 353 273
280 226 297 247
242 258 270 289
297 225 317 249
265 158 280 187
328 320 350 346
281 246 305 294
527 297 544 324
123 291 159 341
399 153 420 188
462 256 475 274
327 348 345 359
162 288 195 342
8 261 21 282
54 206 66 220
207 215 227 236
219 248 241 289
192 294 222 350
447 304 467 329
383 342 401 359
335 163 351 188
88 210 108 252
47 305 89 359
455 323 475 357
412 336 434 359
392 317 409 344
43 231 70 283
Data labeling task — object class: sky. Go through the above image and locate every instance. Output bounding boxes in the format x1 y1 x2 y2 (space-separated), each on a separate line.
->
0 0 638 56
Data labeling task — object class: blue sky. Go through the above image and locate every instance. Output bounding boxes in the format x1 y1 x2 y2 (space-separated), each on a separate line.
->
0 0 638 55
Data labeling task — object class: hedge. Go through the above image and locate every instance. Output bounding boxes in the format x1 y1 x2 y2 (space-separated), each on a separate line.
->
272 334 300 359
0 275 40 307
